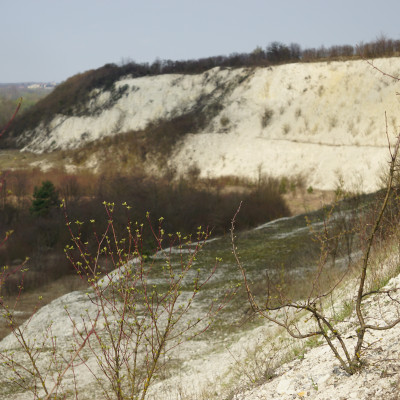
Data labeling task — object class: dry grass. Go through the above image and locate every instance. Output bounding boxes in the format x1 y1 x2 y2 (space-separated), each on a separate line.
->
0 274 86 340
283 189 336 215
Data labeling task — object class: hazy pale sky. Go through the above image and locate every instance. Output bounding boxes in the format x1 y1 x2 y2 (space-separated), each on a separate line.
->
1 0 400 83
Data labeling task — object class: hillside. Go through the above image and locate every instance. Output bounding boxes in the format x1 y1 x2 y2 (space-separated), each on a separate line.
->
2 56 400 399
2 206 400 400
6 57 400 192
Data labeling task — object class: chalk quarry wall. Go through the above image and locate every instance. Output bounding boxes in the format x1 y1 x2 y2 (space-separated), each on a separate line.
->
20 58 400 191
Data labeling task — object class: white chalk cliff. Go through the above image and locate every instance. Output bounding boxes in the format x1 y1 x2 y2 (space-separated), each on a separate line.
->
18 57 400 191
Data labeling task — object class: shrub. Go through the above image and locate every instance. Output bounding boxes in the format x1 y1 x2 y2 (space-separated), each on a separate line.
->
0 205 236 399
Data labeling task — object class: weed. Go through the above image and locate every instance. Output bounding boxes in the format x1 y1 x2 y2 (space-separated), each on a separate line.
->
303 117 309 131
328 115 338 130
311 377 318 391
227 340 277 394
333 301 353 323
261 108 274 128
282 123 291 135
220 116 230 127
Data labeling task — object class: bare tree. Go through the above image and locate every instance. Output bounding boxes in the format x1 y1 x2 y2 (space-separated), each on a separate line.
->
61 202 234 399
232 130 400 374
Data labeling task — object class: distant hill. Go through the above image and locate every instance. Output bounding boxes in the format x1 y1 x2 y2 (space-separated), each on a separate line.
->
0 82 56 89
3 36 400 193
0 82 55 128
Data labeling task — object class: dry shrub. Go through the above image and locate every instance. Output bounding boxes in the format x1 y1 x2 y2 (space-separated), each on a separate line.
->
0 167 290 295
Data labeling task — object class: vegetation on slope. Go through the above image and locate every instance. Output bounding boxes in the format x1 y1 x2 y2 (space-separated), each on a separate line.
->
0 167 291 296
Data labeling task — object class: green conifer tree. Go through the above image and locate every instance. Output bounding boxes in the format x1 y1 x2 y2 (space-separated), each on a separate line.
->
30 180 59 217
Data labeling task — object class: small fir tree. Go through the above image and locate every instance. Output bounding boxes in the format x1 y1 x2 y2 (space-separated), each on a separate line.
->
30 180 60 217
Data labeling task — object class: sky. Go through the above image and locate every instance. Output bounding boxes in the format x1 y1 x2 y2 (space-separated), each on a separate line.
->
1 0 400 83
